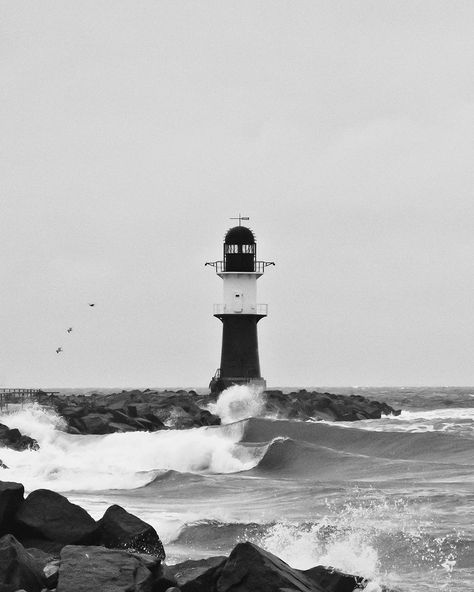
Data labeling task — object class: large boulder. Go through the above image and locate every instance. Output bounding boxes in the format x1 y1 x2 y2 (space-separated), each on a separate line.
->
56 545 153 592
0 481 24 535
179 543 383 592
98 505 165 559
0 534 45 592
0 424 39 451
13 489 97 545
77 413 114 434
169 556 227 588
180 542 322 592
303 565 364 592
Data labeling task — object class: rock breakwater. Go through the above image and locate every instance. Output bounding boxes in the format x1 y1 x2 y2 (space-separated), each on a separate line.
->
30 389 399 435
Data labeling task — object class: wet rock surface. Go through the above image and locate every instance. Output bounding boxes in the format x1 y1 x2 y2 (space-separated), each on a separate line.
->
0 481 24 535
0 534 45 592
0 423 39 451
13 489 98 546
98 504 165 559
56 545 154 592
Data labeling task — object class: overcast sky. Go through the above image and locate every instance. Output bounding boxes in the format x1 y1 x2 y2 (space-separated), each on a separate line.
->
1 1 473 388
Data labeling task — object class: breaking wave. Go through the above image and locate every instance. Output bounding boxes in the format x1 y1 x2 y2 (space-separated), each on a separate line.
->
0 404 260 491
164 493 465 591
207 384 266 424
2 406 474 492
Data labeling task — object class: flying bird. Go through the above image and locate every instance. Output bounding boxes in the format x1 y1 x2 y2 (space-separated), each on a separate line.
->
88 303 95 307
56 347 63 354
67 327 73 333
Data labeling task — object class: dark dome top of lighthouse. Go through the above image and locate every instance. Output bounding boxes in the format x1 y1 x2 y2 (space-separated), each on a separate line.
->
224 226 255 245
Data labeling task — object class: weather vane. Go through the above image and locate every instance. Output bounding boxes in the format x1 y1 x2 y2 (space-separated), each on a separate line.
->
230 214 249 226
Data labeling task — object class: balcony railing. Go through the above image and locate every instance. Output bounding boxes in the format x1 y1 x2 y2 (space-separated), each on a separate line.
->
205 261 274 274
213 303 268 316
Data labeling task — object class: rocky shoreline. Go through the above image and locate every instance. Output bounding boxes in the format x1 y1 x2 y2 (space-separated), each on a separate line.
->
28 388 400 435
0 391 401 590
0 481 397 592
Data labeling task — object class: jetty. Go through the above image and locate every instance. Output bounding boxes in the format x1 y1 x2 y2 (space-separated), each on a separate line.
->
0 388 59 411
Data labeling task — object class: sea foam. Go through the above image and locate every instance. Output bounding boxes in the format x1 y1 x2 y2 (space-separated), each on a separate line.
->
208 384 266 424
0 404 262 492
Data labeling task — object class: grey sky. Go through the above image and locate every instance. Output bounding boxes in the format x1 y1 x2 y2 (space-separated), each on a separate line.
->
1 1 473 388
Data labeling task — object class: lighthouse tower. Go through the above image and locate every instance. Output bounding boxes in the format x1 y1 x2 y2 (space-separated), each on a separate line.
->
206 217 274 394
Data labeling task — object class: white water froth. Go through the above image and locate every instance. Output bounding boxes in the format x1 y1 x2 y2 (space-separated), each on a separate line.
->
345 407 474 437
0 404 260 492
208 384 266 424
258 494 459 591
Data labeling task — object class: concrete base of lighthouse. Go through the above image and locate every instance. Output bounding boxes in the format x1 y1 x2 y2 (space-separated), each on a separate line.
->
209 314 266 395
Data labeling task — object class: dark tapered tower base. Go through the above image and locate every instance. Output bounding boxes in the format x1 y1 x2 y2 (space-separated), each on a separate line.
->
209 314 266 394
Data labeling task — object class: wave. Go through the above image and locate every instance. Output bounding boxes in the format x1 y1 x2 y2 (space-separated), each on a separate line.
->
164 503 468 590
341 407 474 439
0 404 263 492
206 384 266 424
3 405 474 494
239 417 474 466
245 436 474 483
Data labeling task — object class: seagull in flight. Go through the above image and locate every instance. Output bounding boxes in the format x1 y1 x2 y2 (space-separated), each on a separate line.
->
56 347 63 354
67 327 73 333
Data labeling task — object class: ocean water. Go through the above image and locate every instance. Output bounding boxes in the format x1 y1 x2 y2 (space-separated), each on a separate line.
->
1 386 474 592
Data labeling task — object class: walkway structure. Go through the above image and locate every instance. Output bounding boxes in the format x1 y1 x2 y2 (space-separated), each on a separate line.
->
0 388 59 411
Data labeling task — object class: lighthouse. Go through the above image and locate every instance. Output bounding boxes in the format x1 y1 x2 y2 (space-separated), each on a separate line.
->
206 216 274 394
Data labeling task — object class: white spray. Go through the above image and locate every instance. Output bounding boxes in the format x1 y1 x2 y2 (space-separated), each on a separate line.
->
209 384 266 424
0 403 262 492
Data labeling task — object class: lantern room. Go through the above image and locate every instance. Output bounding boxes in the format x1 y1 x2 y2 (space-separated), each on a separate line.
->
223 226 256 272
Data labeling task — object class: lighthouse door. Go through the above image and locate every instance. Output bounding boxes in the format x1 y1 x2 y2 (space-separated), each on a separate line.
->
233 292 243 313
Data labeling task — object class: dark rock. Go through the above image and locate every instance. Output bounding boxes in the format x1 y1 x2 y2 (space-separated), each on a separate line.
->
59 406 86 418
0 534 45 592
304 565 364 592
152 563 178 592
198 410 221 426
0 481 24 535
77 413 114 434
169 556 227 587
133 417 157 431
98 504 165 559
0 461 8 470
178 543 395 592
56 545 153 592
180 542 321 592
22 537 64 555
127 403 150 418
13 489 97 545
24 547 55 567
0 424 39 451
108 421 138 432
43 559 60 589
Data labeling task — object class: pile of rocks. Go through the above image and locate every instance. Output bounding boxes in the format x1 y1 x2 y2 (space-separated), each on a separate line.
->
0 480 397 592
35 390 221 435
33 389 399 436
261 390 399 422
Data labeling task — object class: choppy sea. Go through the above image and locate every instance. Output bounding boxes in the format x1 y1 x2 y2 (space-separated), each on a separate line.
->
1 386 474 592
